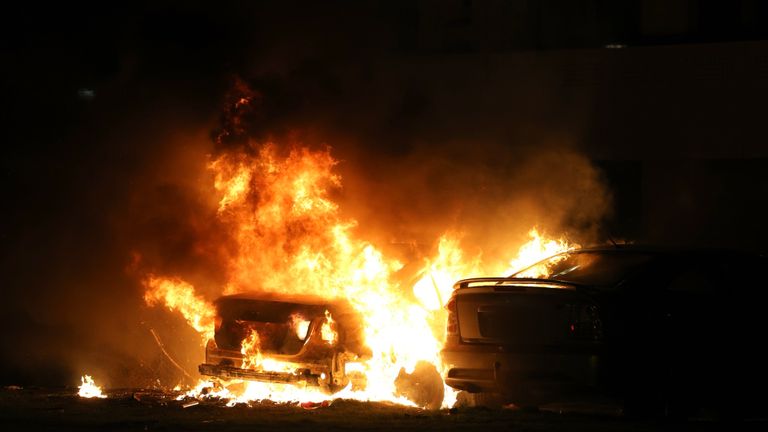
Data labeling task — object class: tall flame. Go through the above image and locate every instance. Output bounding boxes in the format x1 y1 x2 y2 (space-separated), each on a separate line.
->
142 142 577 407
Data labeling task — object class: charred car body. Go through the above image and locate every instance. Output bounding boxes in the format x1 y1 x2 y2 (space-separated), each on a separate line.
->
199 293 445 408
199 293 369 393
441 246 768 416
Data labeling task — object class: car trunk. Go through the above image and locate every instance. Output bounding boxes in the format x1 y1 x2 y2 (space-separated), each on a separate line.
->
455 287 601 346
200 295 369 392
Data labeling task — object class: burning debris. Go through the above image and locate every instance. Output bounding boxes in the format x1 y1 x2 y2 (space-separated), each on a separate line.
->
78 375 106 399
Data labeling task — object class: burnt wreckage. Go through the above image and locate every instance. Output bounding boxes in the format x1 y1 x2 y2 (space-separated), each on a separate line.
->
199 294 369 393
199 293 445 408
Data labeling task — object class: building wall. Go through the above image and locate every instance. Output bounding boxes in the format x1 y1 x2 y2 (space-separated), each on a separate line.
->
373 39 768 248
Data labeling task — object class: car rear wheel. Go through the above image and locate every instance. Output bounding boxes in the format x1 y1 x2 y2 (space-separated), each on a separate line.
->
394 361 445 410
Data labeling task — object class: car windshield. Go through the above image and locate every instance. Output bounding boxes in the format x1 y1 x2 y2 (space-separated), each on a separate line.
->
511 251 654 287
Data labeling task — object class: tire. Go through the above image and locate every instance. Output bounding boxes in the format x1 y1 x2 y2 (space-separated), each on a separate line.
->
394 361 445 410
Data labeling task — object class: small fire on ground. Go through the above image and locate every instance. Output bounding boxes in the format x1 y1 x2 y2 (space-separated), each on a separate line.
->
78 375 106 399
142 143 577 408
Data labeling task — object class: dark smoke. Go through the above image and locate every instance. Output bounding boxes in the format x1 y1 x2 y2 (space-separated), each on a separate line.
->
1 2 611 388
209 72 612 267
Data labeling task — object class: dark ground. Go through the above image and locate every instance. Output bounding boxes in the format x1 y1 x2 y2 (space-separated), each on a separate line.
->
1 387 764 432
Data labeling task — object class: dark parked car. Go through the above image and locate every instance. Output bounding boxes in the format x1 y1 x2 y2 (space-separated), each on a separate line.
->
441 246 768 417
199 293 369 393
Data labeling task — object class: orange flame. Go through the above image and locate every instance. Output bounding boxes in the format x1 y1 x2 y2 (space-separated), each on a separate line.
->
412 235 482 311
411 229 576 312
143 275 216 344
505 228 578 277
240 329 263 370
320 310 337 345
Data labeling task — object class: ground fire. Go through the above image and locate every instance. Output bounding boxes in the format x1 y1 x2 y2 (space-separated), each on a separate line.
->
141 142 576 408
78 375 106 399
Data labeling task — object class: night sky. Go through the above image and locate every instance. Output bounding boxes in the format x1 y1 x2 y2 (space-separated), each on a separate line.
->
2 1 768 387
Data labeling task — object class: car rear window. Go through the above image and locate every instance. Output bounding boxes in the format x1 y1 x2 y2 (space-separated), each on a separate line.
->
512 251 654 287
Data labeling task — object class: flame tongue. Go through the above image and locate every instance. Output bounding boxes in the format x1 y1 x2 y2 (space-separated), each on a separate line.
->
240 329 264 370
143 276 215 344
505 228 577 277
320 310 337 345
143 142 577 407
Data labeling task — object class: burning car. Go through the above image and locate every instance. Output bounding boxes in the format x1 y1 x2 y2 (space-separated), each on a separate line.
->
441 246 768 417
199 293 370 394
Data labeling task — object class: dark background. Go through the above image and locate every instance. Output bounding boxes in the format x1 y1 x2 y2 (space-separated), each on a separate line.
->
2 1 768 387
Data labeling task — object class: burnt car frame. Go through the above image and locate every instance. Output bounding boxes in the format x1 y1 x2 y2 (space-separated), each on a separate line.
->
199 293 369 393
440 246 768 417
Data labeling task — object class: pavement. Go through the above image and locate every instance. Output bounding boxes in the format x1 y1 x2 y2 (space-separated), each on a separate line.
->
0 386 762 431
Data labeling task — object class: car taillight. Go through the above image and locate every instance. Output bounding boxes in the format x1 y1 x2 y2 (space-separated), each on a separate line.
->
445 297 458 335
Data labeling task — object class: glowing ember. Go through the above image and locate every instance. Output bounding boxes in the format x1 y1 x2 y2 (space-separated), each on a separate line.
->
180 380 339 407
143 141 578 408
78 375 106 399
